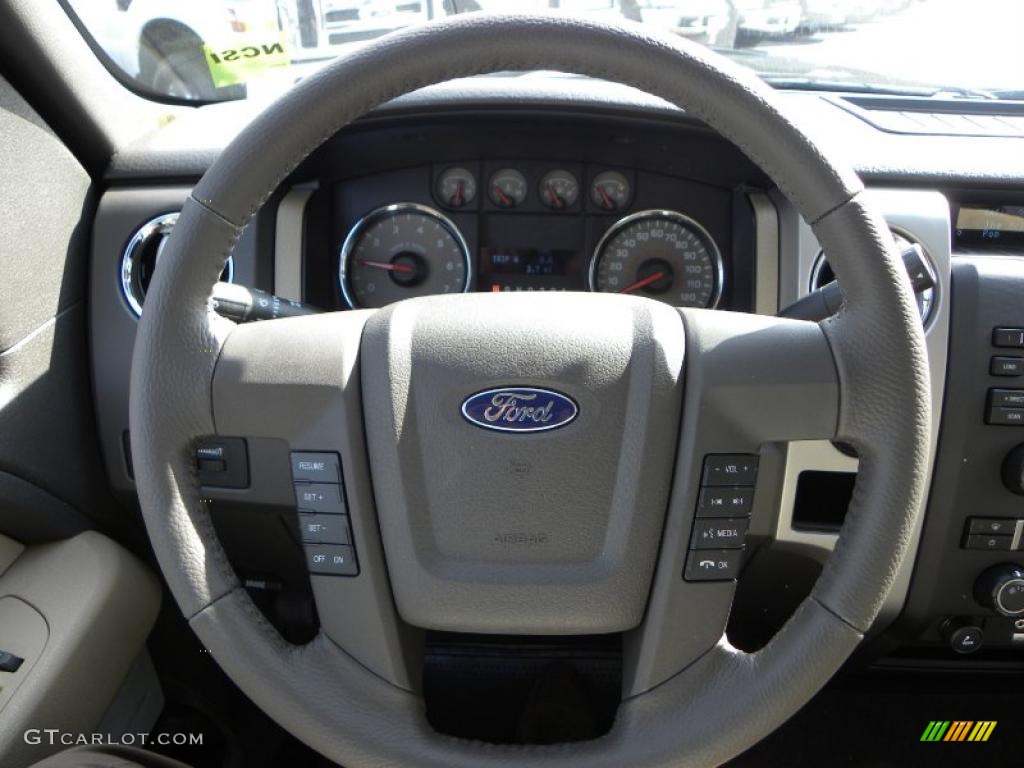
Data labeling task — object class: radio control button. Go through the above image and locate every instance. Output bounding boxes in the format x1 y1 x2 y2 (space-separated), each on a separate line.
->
702 455 758 487
991 357 1024 377
697 487 753 517
691 518 749 550
993 328 1024 348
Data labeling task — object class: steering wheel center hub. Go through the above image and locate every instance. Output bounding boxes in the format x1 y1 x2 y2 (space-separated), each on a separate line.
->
360 292 685 634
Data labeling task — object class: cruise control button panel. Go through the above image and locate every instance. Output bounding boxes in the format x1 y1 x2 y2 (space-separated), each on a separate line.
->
290 451 357 577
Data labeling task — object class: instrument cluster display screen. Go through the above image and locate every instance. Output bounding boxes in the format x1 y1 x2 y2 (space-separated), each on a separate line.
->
478 214 585 292
481 248 577 277
955 205 1024 249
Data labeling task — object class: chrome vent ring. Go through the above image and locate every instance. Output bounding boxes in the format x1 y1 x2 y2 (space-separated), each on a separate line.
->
811 228 936 327
120 212 234 317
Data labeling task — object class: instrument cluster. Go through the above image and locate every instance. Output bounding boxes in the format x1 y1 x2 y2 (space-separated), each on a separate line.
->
336 163 727 310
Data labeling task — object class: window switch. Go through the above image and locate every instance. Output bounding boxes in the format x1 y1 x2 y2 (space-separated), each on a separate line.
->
0 650 24 673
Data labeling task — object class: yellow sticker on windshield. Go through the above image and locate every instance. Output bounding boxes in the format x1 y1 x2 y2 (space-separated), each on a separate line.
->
203 35 289 88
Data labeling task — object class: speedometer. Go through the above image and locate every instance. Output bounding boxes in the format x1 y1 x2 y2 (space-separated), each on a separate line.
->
590 210 723 308
339 203 471 309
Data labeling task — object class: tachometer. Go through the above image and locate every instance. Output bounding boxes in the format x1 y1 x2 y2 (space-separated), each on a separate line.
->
590 210 723 308
339 203 471 309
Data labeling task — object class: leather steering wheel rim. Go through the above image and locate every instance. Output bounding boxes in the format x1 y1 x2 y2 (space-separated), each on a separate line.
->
129 13 931 767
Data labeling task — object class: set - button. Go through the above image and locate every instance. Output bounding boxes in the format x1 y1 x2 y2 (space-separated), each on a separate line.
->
290 451 358 576
684 454 758 582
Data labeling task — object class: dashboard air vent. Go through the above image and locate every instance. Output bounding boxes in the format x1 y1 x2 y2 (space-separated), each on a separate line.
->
120 212 233 317
811 229 935 327
831 95 1024 138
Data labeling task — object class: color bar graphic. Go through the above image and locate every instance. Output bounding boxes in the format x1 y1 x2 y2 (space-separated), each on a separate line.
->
920 720 996 742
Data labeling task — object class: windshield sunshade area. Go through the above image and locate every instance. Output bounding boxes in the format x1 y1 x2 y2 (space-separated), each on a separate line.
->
64 0 1024 103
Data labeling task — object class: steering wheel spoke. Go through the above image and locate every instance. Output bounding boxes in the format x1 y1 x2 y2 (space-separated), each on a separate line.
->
211 311 422 691
624 309 839 695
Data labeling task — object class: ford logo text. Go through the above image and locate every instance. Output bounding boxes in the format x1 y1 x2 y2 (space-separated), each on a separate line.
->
461 387 578 433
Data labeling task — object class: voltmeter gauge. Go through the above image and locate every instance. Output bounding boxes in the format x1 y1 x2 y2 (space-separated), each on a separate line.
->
436 167 476 208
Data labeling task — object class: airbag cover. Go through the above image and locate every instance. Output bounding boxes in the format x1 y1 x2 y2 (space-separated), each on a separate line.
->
361 292 685 633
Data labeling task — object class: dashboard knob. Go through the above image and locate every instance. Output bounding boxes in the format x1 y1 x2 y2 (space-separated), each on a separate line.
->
1001 444 1024 495
974 564 1024 617
941 617 984 654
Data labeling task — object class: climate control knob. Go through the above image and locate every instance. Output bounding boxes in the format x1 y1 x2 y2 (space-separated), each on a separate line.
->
974 564 1024 617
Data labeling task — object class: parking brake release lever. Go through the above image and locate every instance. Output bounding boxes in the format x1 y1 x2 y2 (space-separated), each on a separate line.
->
778 243 936 322
211 282 320 323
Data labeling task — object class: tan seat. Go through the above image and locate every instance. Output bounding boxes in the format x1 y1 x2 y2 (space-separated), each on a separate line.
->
29 746 192 768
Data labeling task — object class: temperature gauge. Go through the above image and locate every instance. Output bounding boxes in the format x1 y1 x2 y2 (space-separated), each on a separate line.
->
590 170 631 211
488 168 528 208
436 167 476 208
539 169 579 209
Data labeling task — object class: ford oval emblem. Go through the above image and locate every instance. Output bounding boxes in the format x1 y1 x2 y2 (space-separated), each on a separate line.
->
461 387 578 433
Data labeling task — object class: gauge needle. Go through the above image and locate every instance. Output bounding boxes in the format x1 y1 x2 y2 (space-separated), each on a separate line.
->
619 271 667 294
493 186 512 207
452 180 464 207
547 187 565 209
596 186 615 210
359 259 416 274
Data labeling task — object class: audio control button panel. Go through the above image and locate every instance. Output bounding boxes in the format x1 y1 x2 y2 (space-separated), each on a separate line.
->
684 454 757 581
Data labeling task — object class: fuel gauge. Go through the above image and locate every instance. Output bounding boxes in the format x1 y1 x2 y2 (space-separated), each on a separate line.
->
539 170 579 209
436 167 476 208
590 170 631 212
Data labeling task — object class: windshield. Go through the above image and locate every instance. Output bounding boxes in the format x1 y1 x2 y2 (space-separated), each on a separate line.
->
66 0 1023 102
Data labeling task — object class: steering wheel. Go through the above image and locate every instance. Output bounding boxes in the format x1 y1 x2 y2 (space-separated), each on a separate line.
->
129 13 930 767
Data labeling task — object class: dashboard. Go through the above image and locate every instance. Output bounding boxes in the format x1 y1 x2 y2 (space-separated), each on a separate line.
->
319 116 752 315
85 88 1024 679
